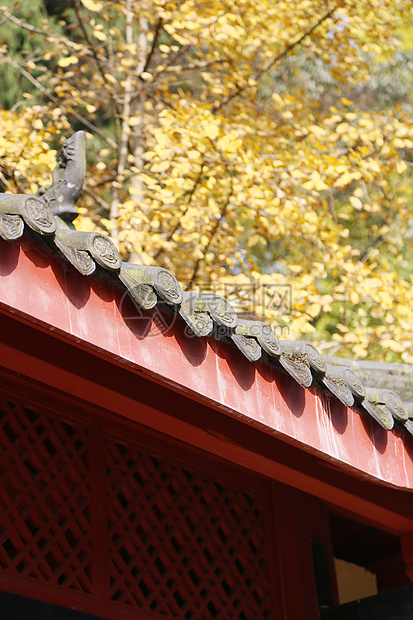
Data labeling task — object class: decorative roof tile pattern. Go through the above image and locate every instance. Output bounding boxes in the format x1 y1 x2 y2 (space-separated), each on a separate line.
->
1 130 412 439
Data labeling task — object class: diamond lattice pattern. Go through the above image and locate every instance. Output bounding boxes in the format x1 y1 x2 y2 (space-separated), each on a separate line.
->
107 438 272 619
0 394 91 592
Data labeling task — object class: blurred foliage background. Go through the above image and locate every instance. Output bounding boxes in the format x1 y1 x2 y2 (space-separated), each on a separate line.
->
1 0 413 361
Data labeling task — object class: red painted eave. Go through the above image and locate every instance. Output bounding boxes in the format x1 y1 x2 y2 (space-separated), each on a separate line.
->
1 237 413 491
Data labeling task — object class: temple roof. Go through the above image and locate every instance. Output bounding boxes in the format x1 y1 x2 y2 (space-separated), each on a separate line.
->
1 130 412 443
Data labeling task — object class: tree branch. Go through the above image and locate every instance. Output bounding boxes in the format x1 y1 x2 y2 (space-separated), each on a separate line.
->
71 0 121 131
164 44 191 70
0 6 106 63
0 56 117 148
114 58 226 103
141 17 163 75
89 171 118 187
214 5 339 112
186 179 233 290
110 0 134 239
155 58 227 76
82 184 111 212
71 0 108 82
0 169 15 193
153 160 205 262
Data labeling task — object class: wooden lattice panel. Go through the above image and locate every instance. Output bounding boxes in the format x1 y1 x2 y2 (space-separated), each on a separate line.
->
0 383 276 618
106 438 272 619
0 394 92 593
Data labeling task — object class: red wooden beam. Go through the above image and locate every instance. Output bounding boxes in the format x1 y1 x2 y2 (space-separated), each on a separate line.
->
0 314 412 536
0 237 412 521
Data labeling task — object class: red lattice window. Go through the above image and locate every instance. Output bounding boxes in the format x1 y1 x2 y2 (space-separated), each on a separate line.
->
0 386 276 619
0 393 91 593
106 438 273 619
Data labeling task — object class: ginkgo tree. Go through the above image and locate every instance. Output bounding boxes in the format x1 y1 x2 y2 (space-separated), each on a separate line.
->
0 0 412 362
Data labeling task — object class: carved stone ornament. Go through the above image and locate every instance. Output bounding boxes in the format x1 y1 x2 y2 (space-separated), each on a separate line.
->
230 333 262 362
0 212 24 241
342 367 365 400
235 319 281 357
361 399 394 431
119 263 182 306
55 229 121 271
405 419 413 437
364 388 408 422
0 193 56 235
323 365 365 401
279 352 313 388
179 292 214 337
181 292 237 329
119 263 157 310
54 232 96 276
280 340 326 374
38 131 86 222
385 390 409 421
0 131 87 238
322 366 355 407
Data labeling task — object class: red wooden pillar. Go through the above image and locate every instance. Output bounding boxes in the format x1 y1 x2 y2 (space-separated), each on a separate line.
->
273 483 338 620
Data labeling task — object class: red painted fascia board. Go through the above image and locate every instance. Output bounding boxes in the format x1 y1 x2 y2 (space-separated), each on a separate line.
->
0 327 412 536
0 237 413 491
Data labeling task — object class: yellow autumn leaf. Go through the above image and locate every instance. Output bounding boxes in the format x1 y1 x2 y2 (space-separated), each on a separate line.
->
93 30 107 42
187 150 200 160
303 172 329 191
393 138 406 148
151 161 171 173
104 73 117 84
353 344 368 357
396 161 407 174
334 172 360 188
32 119 43 129
80 0 102 10
381 339 405 353
307 303 321 318
206 124 219 140
349 196 363 210
57 56 79 67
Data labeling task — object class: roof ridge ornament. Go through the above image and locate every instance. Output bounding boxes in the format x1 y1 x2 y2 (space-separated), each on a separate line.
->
0 212 24 241
38 131 86 223
0 130 86 239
